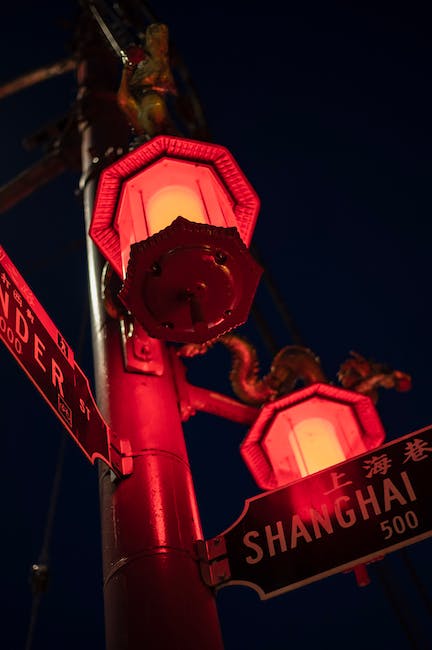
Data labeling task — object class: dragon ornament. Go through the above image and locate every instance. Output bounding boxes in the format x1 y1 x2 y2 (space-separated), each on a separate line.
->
114 24 412 407
337 350 411 403
117 23 178 140
178 336 412 407
102 24 179 321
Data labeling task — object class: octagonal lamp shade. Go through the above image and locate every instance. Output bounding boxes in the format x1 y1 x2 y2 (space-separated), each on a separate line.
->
90 135 260 278
240 383 386 490
90 136 262 343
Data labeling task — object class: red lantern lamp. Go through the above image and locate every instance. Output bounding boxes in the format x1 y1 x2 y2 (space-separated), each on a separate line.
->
90 135 262 343
240 383 385 490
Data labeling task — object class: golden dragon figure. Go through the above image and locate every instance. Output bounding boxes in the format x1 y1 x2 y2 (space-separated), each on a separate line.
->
117 23 177 140
178 336 411 406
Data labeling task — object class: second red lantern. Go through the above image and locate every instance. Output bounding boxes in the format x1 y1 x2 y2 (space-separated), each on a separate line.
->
240 383 386 490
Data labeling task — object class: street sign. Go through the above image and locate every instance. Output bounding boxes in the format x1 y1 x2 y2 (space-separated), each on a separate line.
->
202 425 432 600
0 246 131 477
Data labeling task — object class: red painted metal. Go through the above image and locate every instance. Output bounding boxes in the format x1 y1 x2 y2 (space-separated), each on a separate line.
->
241 382 386 490
0 246 131 478
118 217 262 343
97 332 224 649
78 39 223 650
169 346 259 424
90 134 260 279
90 134 262 344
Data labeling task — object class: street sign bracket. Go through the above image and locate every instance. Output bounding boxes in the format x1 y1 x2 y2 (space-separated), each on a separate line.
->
120 315 164 376
169 347 259 424
196 425 432 601
0 245 134 479
108 431 133 477
196 538 231 588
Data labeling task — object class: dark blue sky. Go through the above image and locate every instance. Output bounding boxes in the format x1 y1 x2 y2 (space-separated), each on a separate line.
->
1 2 431 649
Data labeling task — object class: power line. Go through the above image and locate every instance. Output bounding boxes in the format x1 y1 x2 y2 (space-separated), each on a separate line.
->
250 302 280 356
24 276 89 650
400 549 432 617
25 434 67 650
251 244 306 347
373 561 425 650
0 58 75 101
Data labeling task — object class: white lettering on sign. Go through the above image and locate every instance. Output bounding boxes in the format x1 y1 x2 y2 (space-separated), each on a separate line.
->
334 496 356 528
15 308 29 343
244 531 264 564
52 359 65 397
0 284 9 317
0 284 65 397
242 471 417 564
265 521 287 557
291 515 312 548
0 315 23 355
34 334 46 370
355 485 381 519
310 505 333 538
80 398 91 421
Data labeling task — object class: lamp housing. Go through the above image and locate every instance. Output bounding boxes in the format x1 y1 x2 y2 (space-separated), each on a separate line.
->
90 135 262 343
240 383 386 490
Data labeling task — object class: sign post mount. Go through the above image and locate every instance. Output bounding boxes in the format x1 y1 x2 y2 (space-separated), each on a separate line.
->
0 245 131 477
200 425 432 600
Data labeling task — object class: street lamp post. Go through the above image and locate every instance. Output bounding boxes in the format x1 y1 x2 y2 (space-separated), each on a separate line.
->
77 24 224 650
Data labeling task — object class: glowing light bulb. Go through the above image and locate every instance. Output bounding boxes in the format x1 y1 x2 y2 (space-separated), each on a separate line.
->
289 417 345 477
146 184 206 234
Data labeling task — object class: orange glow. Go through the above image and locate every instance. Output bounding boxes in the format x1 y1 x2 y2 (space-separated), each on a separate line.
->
91 135 260 279
116 158 237 275
261 396 368 486
241 384 385 490
146 184 207 232
289 417 346 477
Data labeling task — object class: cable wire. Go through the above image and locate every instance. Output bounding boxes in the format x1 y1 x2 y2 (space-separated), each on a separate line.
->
373 561 424 650
400 548 432 617
250 303 280 357
251 244 306 347
25 433 67 650
24 267 89 650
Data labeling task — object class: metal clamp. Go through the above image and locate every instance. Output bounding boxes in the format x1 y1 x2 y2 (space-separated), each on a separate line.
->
120 316 164 376
196 537 231 588
108 430 133 477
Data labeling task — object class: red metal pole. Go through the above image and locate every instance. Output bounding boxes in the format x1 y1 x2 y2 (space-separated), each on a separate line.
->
77 23 224 650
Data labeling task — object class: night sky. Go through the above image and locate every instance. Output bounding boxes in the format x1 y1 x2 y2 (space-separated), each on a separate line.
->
1 2 432 649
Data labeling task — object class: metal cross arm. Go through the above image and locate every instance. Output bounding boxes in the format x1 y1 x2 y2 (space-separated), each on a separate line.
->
0 58 76 102
0 150 69 214
196 537 232 591
168 347 259 425
0 245 132 477
0 115 80 214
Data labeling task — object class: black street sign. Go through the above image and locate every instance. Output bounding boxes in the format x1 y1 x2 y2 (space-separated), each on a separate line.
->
0 246 130 477
203 425 432 600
